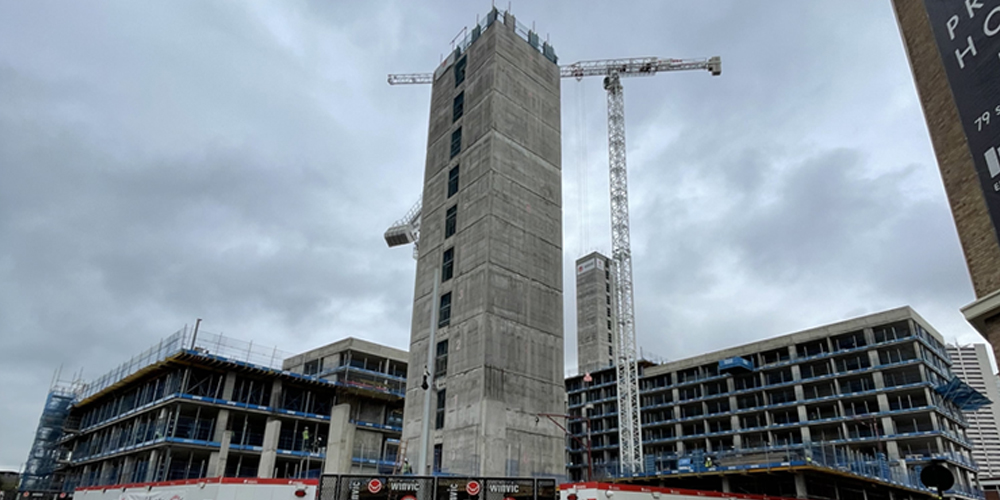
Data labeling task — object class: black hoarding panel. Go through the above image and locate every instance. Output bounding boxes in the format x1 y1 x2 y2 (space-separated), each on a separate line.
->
483 478 534 500
536 479 557 500
334 475 435 500
320 475 340 500
435 477 485 500
923 0 1000 241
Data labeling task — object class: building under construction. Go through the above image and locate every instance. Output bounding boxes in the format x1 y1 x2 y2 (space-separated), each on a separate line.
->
19 326 408 497
567 307 985 500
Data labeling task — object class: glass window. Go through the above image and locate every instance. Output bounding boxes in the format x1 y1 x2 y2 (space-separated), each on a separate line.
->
445 206 457 238
435 389 447 429
435 340 448 378
448 165 460 198
442 248 455 281
439 292 452 327
453 92 464 122
450 128 462 158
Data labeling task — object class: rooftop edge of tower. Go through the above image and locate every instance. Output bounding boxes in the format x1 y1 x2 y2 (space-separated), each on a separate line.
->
430 7 558 84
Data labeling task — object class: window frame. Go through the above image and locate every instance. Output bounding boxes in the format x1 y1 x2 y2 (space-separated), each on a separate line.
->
445 205 457 239
435 389 447 429
439 292 452 327
442 247 455 282
450 128 462 158
447 165 460 198
453 91 464 122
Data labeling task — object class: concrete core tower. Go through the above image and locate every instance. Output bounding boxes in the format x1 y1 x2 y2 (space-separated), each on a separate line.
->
401 12 566 477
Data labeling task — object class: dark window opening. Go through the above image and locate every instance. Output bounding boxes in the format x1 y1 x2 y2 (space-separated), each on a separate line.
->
450 128 462 158
435 389 446 429
439 292 452 327
454 56 467 86
433 443 443 472
442 248 455 282
445 206 457 238
448 165 460 198
303 359 323 376
453 92 464 122
435 340 448 378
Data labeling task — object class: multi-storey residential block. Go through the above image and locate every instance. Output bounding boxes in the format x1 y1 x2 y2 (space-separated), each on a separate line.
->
566 307 980 500
21 326 407 496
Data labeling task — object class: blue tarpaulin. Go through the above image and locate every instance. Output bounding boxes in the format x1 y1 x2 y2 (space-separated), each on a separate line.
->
934 376 991 411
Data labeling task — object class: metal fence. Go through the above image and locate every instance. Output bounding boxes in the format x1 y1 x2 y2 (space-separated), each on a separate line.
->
76 325 294 401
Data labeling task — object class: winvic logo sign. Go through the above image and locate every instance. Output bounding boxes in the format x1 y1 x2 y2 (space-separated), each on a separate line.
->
923 0 1000 240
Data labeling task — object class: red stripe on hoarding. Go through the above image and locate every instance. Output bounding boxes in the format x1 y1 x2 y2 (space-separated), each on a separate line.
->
75 477 318 491
558 482 802 500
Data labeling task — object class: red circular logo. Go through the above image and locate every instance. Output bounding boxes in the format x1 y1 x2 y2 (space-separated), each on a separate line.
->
466 481 481 496
369 479 383 494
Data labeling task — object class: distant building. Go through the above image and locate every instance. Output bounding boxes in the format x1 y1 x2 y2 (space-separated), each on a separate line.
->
21 326 406 495
566 307 982 500
947 344 1000 479
576 252 615 375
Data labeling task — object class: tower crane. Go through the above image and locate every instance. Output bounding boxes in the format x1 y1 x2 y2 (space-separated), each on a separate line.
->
386 55 721 477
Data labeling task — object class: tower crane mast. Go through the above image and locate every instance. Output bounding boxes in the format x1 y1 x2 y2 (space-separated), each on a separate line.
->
386 55 721 477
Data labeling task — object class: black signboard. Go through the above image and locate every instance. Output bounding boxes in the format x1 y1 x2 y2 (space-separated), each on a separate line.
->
435 477 484 500
483 478 535 500
923 0 1000 242
334 475 435 500
320 475 557 500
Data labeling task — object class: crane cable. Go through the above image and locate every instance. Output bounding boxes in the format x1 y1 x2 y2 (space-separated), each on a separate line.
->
575 79 590 255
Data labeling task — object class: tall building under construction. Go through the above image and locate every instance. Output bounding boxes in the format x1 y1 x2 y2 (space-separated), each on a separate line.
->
576 252 615 375
400 10 566 477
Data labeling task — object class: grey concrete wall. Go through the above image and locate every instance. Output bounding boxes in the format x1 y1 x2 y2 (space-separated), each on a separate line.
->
403 17 566 478
576 252 614 374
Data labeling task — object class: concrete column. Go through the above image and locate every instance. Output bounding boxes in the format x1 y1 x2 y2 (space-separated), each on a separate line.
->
863 327 876 346
222 372 237 401
799 421 812 445
144 449 160 482
207 430 232 477
325 404 355 474
122 455 136 484
258 417 281 478
212 409 230 442
270 379 283 409
98 461 111 486
81 465 91 487
721 476 731 493
794 473 808 499
868 349 881 371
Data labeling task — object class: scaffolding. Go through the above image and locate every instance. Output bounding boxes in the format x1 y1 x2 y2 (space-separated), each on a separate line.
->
20 383 77 492
77 325 294 402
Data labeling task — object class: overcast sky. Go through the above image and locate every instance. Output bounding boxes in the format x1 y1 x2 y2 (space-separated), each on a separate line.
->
0 1 987 471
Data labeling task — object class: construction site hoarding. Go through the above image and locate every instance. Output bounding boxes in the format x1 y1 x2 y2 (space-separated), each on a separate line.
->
73 477 316 500
319 475 557 500
922 0 1000 242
